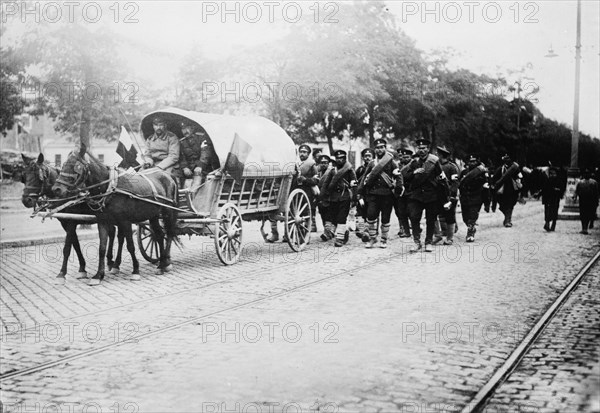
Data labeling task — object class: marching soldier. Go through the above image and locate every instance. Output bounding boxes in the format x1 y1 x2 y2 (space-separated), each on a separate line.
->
358 139 403 249
321 150 357 247
355 148 374 241
436 145 460 245
267 144 319 242
396 148 413 238
317 154 335 241
405 138 446 252
459 154 489 242
493 154 521 227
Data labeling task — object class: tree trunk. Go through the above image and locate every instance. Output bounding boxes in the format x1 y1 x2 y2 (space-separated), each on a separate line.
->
368 105 375 148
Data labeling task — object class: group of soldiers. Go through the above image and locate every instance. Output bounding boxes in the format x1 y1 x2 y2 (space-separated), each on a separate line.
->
283 139 526 251
141 116 219 187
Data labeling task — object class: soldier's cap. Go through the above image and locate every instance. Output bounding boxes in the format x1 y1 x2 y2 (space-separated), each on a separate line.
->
152 116 166 125
298 144 311 153
398 148 413 156
436 145 451 155
361 148 374 157
415 138 431 147
501 154 511 161
318 154 331 163
467 154 479 162
373 138 387 147
333 149 347 158
180 120 194 129
312 148 323 156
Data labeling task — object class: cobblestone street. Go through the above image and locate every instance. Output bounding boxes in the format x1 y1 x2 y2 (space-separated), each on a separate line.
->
1 202 599 412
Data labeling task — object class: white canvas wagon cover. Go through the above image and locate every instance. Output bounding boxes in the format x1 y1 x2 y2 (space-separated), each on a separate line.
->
140 108 297 176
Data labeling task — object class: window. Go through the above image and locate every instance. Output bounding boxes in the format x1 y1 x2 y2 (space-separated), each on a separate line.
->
98 154 105 163
54 154 61 168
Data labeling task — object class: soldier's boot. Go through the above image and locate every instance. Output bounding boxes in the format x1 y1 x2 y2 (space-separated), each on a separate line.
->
466 224 475 242
334 224 347 247
379 223 391 248
356 217 366 237
399 219 411 238
365 219 378 248
432 219 443 245
320 221 335 241
311 218 318 233
444 223 454 245
266 220 279 243
550 220 557 231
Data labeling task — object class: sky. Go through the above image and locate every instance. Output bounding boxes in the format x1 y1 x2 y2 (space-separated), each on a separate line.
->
3 0 599 138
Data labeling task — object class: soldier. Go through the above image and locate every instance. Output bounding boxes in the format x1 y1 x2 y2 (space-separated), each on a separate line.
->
316 154 335 241
358 138 403 249
405 138 446 252
267 144 319 243
493 154 521 227
321 150 357 247
574 169 599 234
178 121 219 188
142 116 180 178
436 145 460 245
539 167 564 232
355 148 374 241
459 155 489 242
395 148 413 238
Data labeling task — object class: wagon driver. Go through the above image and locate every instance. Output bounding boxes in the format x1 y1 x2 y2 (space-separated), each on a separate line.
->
142 116 180 179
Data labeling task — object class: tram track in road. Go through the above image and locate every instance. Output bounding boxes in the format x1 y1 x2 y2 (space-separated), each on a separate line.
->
0 236 414 382
460 248 600 413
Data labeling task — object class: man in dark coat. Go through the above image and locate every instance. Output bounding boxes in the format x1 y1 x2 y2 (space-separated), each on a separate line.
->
395 148 413 238
436 145 460 245
358 139 403 249
540 167 564 232
405 138 446 252
267 144 319 242
178 121 219 188
574 169 599 234
493 154 521 227
459 155 489 242
316 154 335 241
355 148 374 241
321 150 357 247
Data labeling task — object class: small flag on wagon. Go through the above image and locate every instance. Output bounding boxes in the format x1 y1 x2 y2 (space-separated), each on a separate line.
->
223 133 252 183
116 126 140 169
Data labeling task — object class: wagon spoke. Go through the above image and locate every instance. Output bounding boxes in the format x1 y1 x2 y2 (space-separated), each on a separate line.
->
297 203 308 215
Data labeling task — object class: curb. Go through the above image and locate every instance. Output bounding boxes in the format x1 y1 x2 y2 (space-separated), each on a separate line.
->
0 232 97 248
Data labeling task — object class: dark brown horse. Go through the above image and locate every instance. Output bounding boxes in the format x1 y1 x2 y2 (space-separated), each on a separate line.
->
52 146 178 285
21 153 138 282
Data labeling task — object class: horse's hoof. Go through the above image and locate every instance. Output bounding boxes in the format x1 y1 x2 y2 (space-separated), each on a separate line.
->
54 276 66 285
154 268 165 275
88 278 101 286
109 267 120 275
77 272 88 279
130 274 141 281
164 264 173 272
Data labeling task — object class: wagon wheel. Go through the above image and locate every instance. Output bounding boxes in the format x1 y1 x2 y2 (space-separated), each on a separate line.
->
214 203 243 265
285 189 312 252
137 223 160 264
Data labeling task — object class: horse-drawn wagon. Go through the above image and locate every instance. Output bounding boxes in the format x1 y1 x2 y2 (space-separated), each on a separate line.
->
136 108 313 265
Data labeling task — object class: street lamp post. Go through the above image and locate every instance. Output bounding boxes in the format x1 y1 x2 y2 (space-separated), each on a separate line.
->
560 0 582 217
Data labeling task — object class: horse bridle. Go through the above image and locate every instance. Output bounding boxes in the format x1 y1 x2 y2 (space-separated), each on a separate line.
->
55 157 90 194
24 162 51 199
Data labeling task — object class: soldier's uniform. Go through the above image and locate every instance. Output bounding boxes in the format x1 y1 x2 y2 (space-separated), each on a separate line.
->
178 122 219 188
459 155 489 242
493 154 521 227
358 139 403 249
355 148 374 242
395 148 413 238
267 144 318 243
143 116 180 179
316 154 335 241
436 145 460 245
321 150 357 247
405 138 446 251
